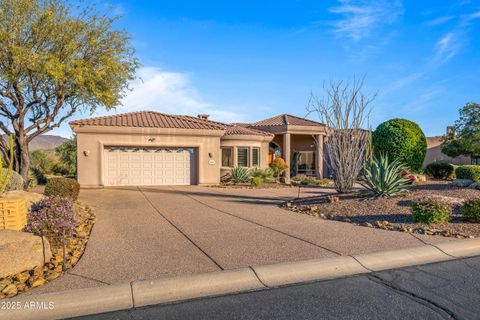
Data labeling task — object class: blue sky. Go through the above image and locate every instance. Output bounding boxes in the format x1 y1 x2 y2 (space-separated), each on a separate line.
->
57 0 480 137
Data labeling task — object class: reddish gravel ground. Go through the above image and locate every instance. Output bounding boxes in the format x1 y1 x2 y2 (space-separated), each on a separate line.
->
286 181 480 238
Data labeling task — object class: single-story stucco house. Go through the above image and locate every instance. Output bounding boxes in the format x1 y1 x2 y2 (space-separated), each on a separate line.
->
70 111 328 187
423 127 480 167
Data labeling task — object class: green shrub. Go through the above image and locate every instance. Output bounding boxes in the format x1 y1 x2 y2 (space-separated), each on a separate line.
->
360 154 409 198
425 160 456 180
250 176 263 187
28 169 38 188
52 163 71 176
292 175 332 186
269 157 288 180
455 165 480 183
411 200 451 224
30 150 55 174
372 118 427 172
30 167 47 185
2 169 24 191
227 166 250 184
463 199 480 222
250 167 274 182
55 137 77 176
44 177 80 200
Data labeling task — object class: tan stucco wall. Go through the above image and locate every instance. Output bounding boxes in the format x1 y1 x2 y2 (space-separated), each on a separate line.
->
219 135 272 177
424 136 471 167
291 134 316 152
73 126 224 187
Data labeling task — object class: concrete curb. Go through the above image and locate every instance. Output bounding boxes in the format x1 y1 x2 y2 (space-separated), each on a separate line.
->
132 268 264 307
252 256 369 287
1 283 132 320
1 239 479 320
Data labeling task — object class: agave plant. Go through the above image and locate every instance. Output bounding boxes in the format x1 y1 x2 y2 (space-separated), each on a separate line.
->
228 166 250 184
360 154 409 199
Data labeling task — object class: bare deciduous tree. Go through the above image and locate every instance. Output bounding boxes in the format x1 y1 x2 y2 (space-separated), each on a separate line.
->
308 77 375 193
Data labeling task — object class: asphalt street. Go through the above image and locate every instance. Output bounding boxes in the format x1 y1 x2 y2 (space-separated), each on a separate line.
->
72 256 480 320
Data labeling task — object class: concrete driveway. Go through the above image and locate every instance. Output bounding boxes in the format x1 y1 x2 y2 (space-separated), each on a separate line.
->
29 185 454 294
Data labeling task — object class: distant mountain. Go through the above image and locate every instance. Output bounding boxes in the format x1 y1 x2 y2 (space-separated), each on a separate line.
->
1 134 69 151
29 135 70 151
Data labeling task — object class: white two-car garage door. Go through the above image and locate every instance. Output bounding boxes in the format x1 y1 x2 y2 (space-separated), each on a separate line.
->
104 147 197 186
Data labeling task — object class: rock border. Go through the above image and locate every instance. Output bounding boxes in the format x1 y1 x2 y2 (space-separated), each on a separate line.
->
2 239 480 320
0 204 96 299
283 199 477 239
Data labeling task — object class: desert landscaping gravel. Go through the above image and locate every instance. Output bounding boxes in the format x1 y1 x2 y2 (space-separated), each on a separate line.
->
285 181 480 238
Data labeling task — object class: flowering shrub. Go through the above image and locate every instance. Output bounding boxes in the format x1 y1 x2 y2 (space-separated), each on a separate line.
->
400 169 416 184
269 157 288 180
24 196 78 246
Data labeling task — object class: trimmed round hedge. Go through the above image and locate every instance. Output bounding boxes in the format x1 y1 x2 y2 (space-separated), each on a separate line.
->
372 118 427 171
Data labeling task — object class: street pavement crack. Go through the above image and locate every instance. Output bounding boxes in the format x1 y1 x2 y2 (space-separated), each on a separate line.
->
367 273 457 320
138 187 224 271
179 190 342 256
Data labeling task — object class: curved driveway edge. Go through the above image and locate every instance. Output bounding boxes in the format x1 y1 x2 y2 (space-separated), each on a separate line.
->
2 239 480 320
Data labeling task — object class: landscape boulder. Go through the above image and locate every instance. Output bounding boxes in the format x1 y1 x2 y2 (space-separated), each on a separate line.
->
452 179 473 188
3 190 44 207
0 230 52 278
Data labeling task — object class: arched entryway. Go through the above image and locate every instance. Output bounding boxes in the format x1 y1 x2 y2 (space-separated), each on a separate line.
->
268 141 281 164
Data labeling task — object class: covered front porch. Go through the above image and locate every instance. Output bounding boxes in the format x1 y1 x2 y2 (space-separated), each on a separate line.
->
248 114 328 182
269 133 326 181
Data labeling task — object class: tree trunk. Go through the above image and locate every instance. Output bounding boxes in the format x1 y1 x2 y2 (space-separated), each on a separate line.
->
14 135 30 190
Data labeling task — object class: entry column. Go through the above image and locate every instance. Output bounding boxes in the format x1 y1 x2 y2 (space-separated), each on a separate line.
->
315 134 324 179
283 133 291 183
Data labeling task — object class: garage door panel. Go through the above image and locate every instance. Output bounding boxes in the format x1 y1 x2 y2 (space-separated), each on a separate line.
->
104 147 196 186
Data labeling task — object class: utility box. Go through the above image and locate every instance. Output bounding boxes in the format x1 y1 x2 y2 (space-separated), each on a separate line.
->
0 199 27 231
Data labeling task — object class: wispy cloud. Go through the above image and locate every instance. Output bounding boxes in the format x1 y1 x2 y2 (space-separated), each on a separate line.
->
465 10 480 22
400 87 443 114
429 8 480 65
118 67 246 123
434 32 460 63
329 0 403 41
387 72 425 92
427 16 454 26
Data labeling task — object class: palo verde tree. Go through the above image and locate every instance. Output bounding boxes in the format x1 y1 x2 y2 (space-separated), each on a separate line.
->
0 0 138 186
442 102 480 158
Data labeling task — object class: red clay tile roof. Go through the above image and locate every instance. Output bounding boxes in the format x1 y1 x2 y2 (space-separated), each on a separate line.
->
70 111 227 130
250 114 325 127
224 125 274 136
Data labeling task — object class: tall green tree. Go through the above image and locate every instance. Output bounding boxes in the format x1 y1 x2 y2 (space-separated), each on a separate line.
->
0 0 138 186
442 102 480 158
55 135 76 176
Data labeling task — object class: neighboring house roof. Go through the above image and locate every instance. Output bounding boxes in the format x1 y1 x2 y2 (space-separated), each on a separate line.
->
225 125 274 136
426 136 444 148
249 114 325 127
70 111 227 130
230 123 251 128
